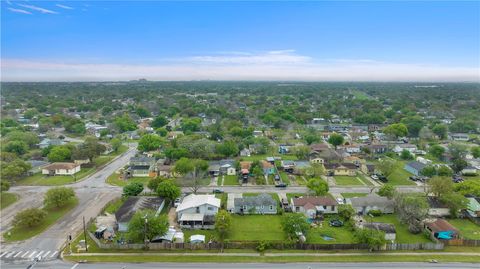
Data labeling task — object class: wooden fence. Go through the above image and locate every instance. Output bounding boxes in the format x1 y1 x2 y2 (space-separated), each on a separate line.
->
441 239 480 247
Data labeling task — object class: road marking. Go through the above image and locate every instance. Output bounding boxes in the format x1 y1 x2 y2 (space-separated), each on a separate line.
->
21 251 30 258
50 251 58 258
13 251 23 258
28 251 37 258
71 263 79 269
35 250 44 258
5 252 15 258
42 250 51 258
0 252 7 258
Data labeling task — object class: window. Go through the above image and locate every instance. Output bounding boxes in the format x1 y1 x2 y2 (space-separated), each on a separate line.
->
243 205 247 210
331 206 334 211
270 205 273 210
207 207 213 211
295 206 300 211
323 206 327 210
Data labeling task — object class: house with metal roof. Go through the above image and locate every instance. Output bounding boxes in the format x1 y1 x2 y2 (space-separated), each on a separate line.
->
233 193 277 214
176 194 220 229
292 196 338 218
347 193 394 215
404 161 427 176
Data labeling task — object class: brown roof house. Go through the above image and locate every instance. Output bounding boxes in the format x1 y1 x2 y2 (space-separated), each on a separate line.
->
291 196 338 219
324 163 357 176
424 218 459 240
42 162 80 176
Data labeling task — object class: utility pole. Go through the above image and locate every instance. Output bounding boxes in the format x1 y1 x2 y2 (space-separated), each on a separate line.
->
83 216 88 252
144 217 148 249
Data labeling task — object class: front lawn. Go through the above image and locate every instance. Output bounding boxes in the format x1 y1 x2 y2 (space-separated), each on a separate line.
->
0 192 18 210
239 154 298 162
385 160 416 186
106 173 150 188
229 215 284 242
4 198 79 242
334 176 363 186
279 171 291 184
307 217 356 244
223 175 240 186
365 214 431 243
449 219 480 240
17 167 96 186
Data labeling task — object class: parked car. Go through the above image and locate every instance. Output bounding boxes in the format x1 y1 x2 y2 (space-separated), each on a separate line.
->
275 183 287 188
274 174 280 181
212 188 224 193
174 198 181 208
377 174 388 182
371 174 379 180
329 219 344 227
336 197 345 205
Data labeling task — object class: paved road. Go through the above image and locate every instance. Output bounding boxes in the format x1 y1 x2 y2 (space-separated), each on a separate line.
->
0 145 137 263
2 260 479 269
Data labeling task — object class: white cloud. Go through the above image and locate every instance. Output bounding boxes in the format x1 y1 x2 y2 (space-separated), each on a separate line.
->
1 56 478 82
17 4 58 14
188 50 311 65
8 8 32 15
56 4 74 10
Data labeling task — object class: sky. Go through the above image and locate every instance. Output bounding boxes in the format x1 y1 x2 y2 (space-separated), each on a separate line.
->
1 1 479 82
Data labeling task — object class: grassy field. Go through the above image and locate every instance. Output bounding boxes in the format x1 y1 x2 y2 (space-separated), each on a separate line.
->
223 175 239 186
334 176 364 186
103 198 125 214
351 90 370 100
385 160 416 186
365 214 431 243
229 215 285 241
357 174 374 186
106 173 151 188
307 217 356 244
449 219 480 240
341 193 368 198
279 171 291 184
0 192 18 210
17 167 96 186
4 198 79 242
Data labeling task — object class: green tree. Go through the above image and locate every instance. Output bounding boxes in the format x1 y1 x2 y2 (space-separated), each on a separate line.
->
432 124 448 139
455 180 480 197
377 158 396 177
293 145 310 160
127 209 169 242
437 166 453 177
152 116 168 128
216 140 239 157
383 123 408 138
304 134 320 145
173 158 208 193
441 192 468 218
44 187 76 208
138 134 163 152
135 106 150 117
123 182 144 196
111 138 123 152
400 149 413 160
4 141 28 155
0 159 31 180
428 145 445 159
156 180 181 202
281 213 309 240
114 114 137 132
306 178 329 196
215 210 232 245
471 146 480 159
148 177 166 192
1 180 10 192
448 143 468 160
164 147 189 160
394 193 429 233
338 204 355 221
428 176 453 198
377 184 395 199
12 208 47 228
47 146 72 162
181 117 202 134
420 165 437 177
354 228 386 250
400 116 425 137
327 133 344 149
451 158 468 174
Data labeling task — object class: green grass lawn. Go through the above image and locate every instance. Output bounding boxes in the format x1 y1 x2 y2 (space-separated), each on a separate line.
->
223 175 240 186
0 192 18 210
229 215 285 241
106 173 150 188
365 214 431 243
4 198 79 242
307 217 356 244
17 167 96 186
103 198 125 214
385 160 416 186
279 171 291 184
334 176 363 186
341 193 368 199
286 193 306 203
449 219 480 240
357 174 374 186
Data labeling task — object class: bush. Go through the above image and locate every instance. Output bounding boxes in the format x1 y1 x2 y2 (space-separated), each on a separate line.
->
256 241 269 252
368 209 382 216
44 187 76 208
13 208 47 228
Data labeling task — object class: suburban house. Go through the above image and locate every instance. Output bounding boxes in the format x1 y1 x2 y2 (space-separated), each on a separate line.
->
363 144 388 154
85 122 108 138
239 148 251 157
27 160 49 175
424 219 459 240
461 166 478 175
176 194 221 229
324 163 357 176
449 133 469 142
209 160 236 176
310 157 325 165
343 156 365 167
115 196 165 232
404 161 427 176
342 144 361 154
37 138 65 149
360 163 376 175
347 193 394 215
233 193 277 214
362 222 396 241
261 160 275 175
393 144 417 154
128 156 156 177
42 162 80 176
281 160 296 173
310 143 342 162
427 197 451 217
153 159 175 178
291 196 338 218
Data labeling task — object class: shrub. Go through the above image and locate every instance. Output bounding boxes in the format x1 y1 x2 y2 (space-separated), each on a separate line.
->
368 209 382 216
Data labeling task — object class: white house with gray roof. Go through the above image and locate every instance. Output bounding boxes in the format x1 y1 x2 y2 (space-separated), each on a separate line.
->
233 193 277 214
